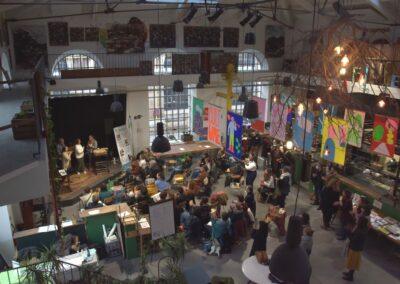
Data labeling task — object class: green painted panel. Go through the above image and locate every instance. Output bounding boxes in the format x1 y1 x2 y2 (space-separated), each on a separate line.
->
85 212 117 245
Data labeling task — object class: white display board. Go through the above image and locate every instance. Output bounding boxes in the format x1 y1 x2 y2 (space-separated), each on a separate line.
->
149 200 175 240
113 125 132 166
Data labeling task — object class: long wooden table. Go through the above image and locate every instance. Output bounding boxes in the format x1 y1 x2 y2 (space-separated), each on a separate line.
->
157 141 221 158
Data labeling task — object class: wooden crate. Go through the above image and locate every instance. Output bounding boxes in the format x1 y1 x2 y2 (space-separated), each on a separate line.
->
11 114 37 140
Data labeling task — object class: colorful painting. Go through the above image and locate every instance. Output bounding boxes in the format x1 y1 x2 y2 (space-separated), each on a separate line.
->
371 115 399 157
192 97 207 140
320 117 348 165
270 103 288 141
250 96 266 133
226 111 243 159
208 105 221 145
150 24 176 48
293 110 314 152
265 25 284 57
223 27 239 48
344 109 365 148
184 26 220 47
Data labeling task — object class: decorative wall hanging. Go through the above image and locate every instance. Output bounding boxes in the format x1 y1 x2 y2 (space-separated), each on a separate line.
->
85 27 99 41
293 110 314 152
250 96 266 133
192 97 207 140
265 25 284 57
48 22 69 46
184 26 220 47
223 27 239 48
270 102 288 141
344 109 365 148
69 27 84 42
13 26 47 69
244 32 255 45
209 52 238 73
172 54 200 74
320 117 347 165
371 115 398 157
149 24 176 48
208 105 221 145
107 17 147 54
226 111 243 159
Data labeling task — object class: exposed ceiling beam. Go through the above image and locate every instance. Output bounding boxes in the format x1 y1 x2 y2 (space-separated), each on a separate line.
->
366 0 398 23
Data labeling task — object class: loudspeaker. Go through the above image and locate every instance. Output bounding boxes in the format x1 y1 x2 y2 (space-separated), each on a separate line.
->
156 122 164 136
173 80 184 92
245 33 255 45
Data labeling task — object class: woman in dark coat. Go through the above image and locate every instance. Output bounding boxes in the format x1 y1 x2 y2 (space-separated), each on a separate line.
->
249 221 269 264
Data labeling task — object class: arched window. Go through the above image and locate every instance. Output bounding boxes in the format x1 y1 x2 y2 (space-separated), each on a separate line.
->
153 52 172 75
237 49 268 72
51 50 103 78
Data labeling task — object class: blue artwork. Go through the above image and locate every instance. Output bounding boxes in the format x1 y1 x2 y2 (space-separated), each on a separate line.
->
226 111 243 159
293 110 314 152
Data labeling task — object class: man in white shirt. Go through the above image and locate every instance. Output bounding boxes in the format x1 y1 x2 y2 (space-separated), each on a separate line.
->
75 138 85 174
245 154 257 188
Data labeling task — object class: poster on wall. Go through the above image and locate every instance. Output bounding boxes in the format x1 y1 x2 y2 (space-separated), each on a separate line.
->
265 25 284 57
226 111 243 159
270 103 288 141
48 22 69 46
371 115 399 157
344 109 365 148
192 97 207 140
113 125 132 166
207 105 221 145
250 96 266 133
320 117 347 165
149 200 175 241
293 110 314 152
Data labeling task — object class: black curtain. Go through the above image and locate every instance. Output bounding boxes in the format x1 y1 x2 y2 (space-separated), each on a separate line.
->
49 94 126 157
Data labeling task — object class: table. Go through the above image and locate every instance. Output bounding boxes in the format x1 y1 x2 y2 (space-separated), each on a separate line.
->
157 141 221 158
59 248 98 268
241 256 272 284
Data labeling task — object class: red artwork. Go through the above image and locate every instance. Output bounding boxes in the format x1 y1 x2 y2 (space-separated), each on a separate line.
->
207 105 221 145
371 115 399 157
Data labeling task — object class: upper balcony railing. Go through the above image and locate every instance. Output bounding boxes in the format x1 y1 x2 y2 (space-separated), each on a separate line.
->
48 51 269 79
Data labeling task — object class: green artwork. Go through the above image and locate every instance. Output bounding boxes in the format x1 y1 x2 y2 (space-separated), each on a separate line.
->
373 124 385 141
344 109 365 148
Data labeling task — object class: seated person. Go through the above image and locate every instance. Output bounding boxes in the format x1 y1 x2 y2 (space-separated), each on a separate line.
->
155 172 171 192
182 155 193 170
98 183 113 203
147 159 161 179
225 162 244 187
216 148 229 171
87 194 105 209
131 159 145 182
138 153 148 170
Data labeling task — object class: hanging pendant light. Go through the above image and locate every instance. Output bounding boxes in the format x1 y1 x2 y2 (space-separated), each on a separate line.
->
238 86 248 102
96 80 104 95
151 122 171 153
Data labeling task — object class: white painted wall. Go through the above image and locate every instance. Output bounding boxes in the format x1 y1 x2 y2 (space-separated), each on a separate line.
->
0 205 15 266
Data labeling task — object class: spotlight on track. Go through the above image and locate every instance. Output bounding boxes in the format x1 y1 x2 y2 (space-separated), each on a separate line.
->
249 13 262 28
208 4 223 22
240 11 254 26
183 4 198 24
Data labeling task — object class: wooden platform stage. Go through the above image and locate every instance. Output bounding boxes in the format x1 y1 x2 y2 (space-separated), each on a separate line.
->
59 164 122 206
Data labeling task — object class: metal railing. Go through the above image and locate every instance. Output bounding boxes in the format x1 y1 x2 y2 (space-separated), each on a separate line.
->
0 260 122 284
47 51 269 79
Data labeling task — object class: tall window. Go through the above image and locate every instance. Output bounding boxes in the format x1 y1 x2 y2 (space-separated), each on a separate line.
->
237 50 268 72
148 85 191 143
51 50 102 77
154 53 172 75
231 82 267 114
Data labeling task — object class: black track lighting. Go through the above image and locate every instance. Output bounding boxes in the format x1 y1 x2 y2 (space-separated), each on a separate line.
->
240 12 253 26
249 13 262 28
208 4 223 22
183 4 198 24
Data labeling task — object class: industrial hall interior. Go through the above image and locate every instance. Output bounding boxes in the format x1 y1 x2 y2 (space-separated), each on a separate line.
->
0 0 400 283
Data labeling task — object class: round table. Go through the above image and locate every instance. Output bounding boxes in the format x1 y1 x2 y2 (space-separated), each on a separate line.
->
241 256 272 284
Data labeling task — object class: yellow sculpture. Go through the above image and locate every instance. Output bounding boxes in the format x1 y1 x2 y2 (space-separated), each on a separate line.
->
217 63 239 111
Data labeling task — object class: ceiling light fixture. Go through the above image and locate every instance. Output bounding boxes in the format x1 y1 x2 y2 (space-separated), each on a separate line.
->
240 11 254 26
208 4 223 22
183 4 198 24
249 13 262 28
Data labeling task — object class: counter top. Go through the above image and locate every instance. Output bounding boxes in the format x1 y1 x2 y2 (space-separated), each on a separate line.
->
157 141 221 158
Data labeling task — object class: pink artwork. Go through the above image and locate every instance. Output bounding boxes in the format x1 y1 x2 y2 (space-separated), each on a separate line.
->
270 103 288 141
250 96 266 133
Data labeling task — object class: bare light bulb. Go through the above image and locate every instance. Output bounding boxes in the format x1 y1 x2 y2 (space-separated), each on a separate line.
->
297 103 305 116
339 67 347 76
273 96 277 103
378 99 385 108
341 54 349 67
323 108 328 114
324 148 330 156
328 85 333 91
316 97 322 104
334 46 342 55
286 140 294 150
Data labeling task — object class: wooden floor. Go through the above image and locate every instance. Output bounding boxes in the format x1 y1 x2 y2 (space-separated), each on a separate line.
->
59 164 122 206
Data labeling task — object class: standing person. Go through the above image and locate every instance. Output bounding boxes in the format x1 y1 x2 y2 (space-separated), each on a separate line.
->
57 138 66 157
337 190 354 240
311 163 324 206
86 135 98 168
276 167 291 208
62 147 72 173
245 186 256 217
343 217 369 282
320 178 341 230
74 139 85 174
209 211 228 257
249 220 269 265
245 154 257 188
260 169 275 202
